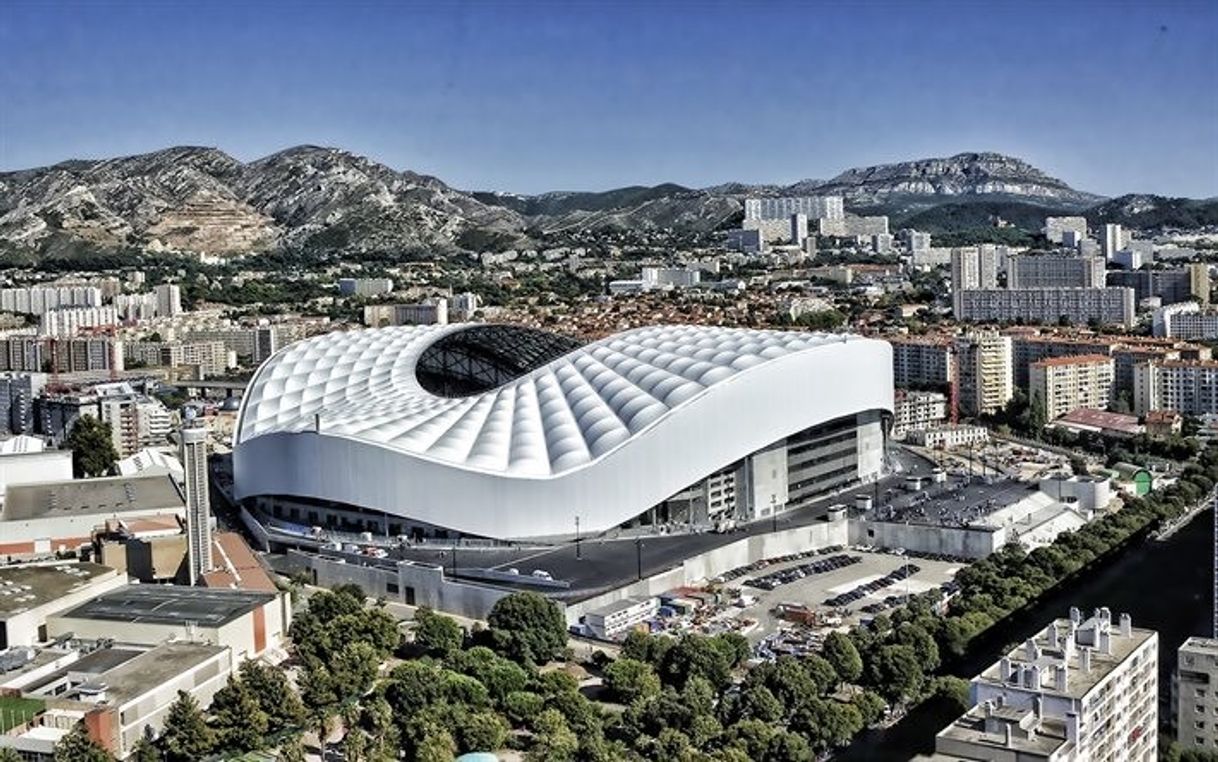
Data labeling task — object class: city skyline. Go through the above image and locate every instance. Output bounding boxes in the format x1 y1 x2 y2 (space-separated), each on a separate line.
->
2 1 1216 196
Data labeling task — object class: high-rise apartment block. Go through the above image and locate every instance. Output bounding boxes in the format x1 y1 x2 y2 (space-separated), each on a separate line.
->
1044 216 1089 245
0 372 46 434
154 284 182 318
38 306 119 337
889 336 955 389
1102 224 1126 260
1133 360 1218 416
1007 255 1105 289
955 288 1137 328
951 247 1000 315
0 285 103 316
956 331 1014 417
1029 355 1115 420
1108 266 1209 307
743 196 844 221
1174 637 1218 753
180 419 212 585
934 608 1157 762
1154 302 1218 339
789 213 809 247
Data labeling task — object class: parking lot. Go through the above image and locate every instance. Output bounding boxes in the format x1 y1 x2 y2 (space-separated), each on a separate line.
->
725 549 963 642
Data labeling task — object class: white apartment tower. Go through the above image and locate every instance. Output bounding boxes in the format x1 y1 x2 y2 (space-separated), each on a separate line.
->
743 196 844 221
956 331 1014 417
1102 224 1126 260
790 213 809 247
934 608 1158 762
154 284 183 318
180 417 212 584
951 247 999 318
1044 216 1089 245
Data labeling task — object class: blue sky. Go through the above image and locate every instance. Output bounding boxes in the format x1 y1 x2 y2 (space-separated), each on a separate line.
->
2 1 1216 196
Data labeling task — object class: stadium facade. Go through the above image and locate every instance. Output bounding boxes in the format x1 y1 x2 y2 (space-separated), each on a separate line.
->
232 324 894 541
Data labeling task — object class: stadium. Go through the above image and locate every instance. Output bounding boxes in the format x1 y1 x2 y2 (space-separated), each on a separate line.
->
232 324 894 541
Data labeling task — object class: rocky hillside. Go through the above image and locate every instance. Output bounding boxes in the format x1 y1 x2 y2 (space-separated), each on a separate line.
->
812 152 1104 212
0 145 524 259
1086 194 1218 230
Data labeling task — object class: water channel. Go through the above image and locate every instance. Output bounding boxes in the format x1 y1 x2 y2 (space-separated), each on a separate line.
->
839 509 1213 761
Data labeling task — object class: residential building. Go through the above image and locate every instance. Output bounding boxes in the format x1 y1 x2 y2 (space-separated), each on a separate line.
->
743 196 844 221
338 277 394 297
956 331 1014 417
790 213 809 246
0 372 46 434
933 608 1158 762
889 336 955 389
451 292 479 320
113 291 160 321
726 228 766 253
1144 410 1183 438
1029 355 1115 420
0 286 102 316
1007 255 1105 289
818 215 889 238
1050 408 1144 438
180 418 212 585
363 299 449 327
99 396 173 458
1108 267 1208 306
892 390 948 438
1134 360 1218 416
1044 216 1089 245
1153 302 1218 339
0 336 123 374
955 287 1137 328
1102 224 1126 260
126 340 231 378
906 230 932 259
951 247 999 315
153 284 182 318
1174 636 1218 753
38 306 119 338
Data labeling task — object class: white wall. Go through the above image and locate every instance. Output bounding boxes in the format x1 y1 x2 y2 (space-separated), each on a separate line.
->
0 451 73 496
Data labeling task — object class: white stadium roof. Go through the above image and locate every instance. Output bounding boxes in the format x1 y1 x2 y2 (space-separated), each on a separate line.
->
234 324 893 539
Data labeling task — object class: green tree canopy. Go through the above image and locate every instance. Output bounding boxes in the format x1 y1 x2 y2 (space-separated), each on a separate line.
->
486 592 568 665
823 630 864 685
157 691 215 762
65 415 119 477
54 722 114 762
602 657 661 704
414 606 464 657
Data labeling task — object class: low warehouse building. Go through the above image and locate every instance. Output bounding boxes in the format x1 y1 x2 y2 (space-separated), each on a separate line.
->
0 562 128 648
47 585 289 664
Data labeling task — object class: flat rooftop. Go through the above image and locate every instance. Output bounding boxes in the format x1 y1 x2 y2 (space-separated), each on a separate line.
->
84 642 227 704
933 706 1069 760
0 563 119 618
55 585 276 628
2 474 184 522
977 613 1156 701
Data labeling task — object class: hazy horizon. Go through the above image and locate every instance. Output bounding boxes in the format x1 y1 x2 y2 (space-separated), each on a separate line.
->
3 1 1216 196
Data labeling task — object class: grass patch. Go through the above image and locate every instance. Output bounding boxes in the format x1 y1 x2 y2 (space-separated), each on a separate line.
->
0 695 45 732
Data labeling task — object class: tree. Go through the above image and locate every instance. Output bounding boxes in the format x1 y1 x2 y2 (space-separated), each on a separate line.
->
130 737 160 762
620 630 672 666
457 709 508 754
823 631 863 685
764 730 813 762
54 723 114 762
853 689 888 726
603 658 661 704
528 709 579 761
414 606 464 657
0 749 23 762
209 678 269 752
867 644 925 705
895 622 940 671
504 690 545 725
803 653 838 696
659 634 733 690
278 735 307 762
790 698 863 752
487 592 568 665
65 415 119 477
415 729 457 762
158 691 215 762
238 659 307 733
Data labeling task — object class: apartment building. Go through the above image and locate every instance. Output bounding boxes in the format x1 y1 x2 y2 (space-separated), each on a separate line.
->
1154 302 1218 339
338 277 394 297
153 284 182 318
1007 255 1105 289
1108 266 1209 306
38 306 119 338
1029 355 1115 420
951 247 1000 316
743 196 844 221
892 390 948 438
0 336 123 374
889 336 955 389
1044 216 1089 245
98 394 173 458
126 340 231 378
1174 637 1218 753
363 299 449 327
0 286 102 316
1133 360 1218 416
957 331 1014 417
933 608 1158 762
955 287 1136 328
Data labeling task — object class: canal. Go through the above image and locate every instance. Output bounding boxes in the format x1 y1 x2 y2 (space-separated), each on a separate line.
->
839 509 1213 761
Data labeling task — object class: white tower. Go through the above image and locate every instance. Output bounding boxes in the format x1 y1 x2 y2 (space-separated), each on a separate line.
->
180 411 212 584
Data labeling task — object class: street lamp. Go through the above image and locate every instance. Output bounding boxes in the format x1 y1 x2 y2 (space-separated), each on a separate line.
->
635 537 644 581
575 516 582 560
